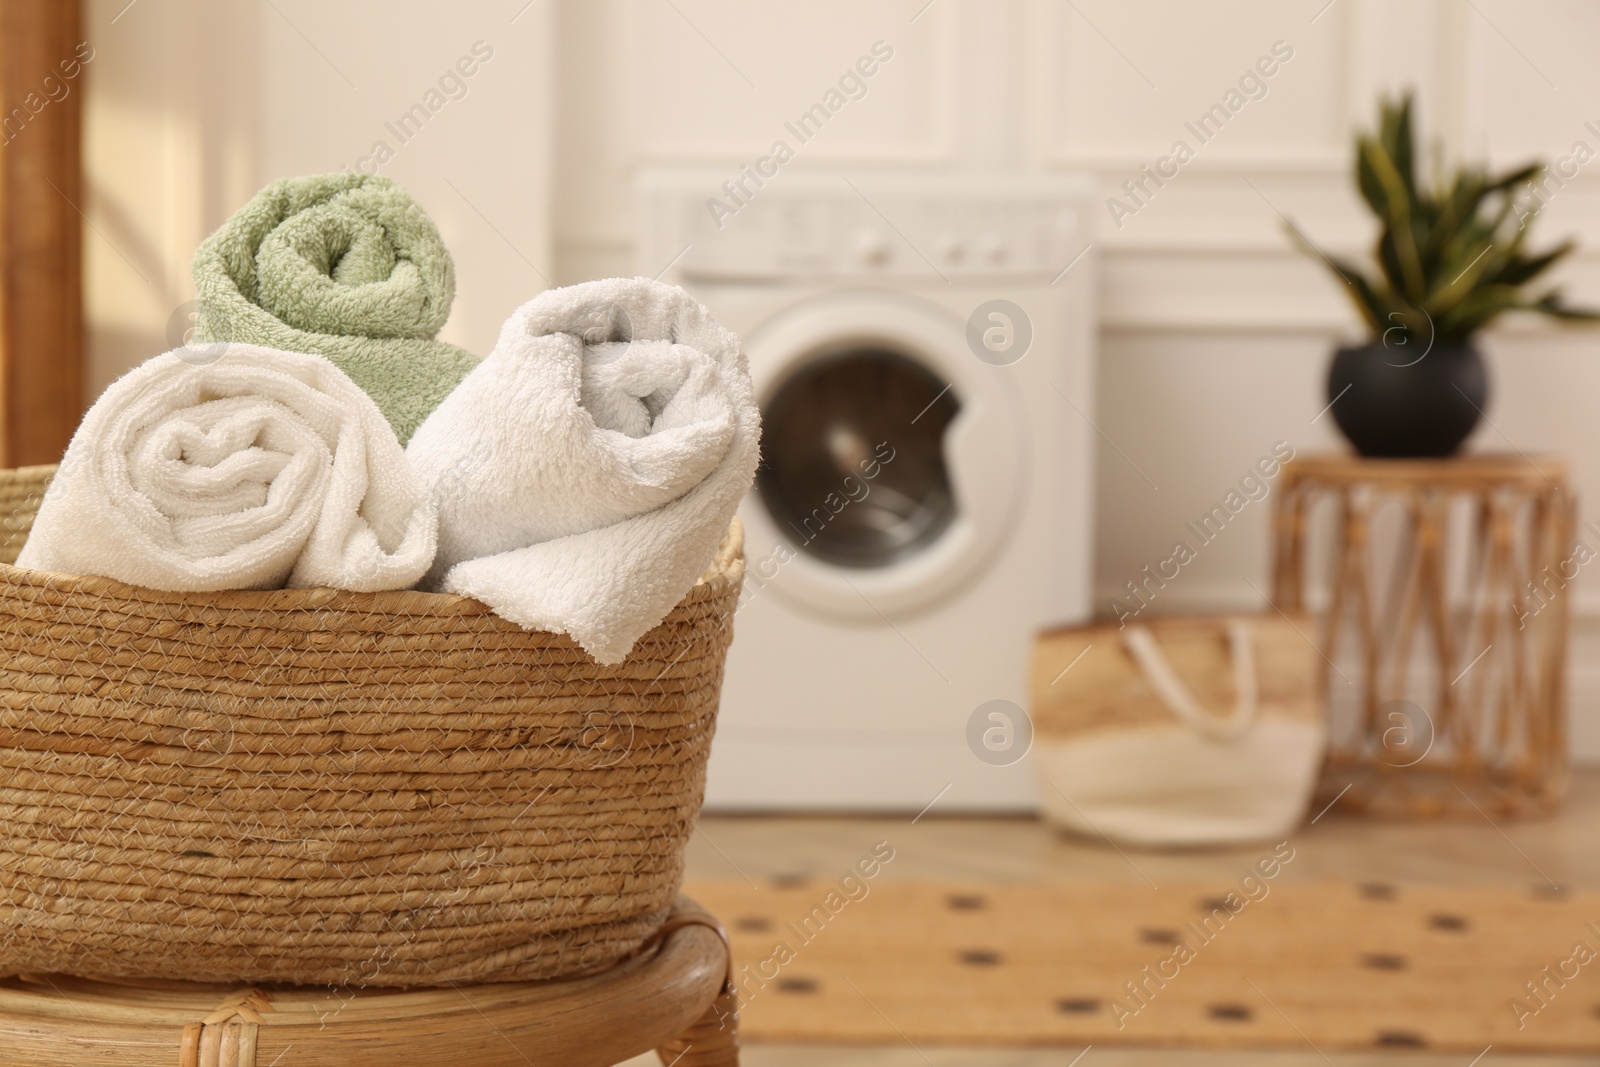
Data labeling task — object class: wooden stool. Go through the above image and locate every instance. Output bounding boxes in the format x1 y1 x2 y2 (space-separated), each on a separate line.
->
1272 453 1574 816
0 897 738 1067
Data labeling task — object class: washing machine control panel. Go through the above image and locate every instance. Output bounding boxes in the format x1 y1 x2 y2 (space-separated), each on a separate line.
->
643 174 1087 282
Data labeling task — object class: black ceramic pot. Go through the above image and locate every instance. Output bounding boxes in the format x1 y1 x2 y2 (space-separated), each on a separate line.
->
1326 340 1488 458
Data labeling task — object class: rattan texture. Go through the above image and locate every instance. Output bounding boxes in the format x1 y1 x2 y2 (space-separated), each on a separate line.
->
0 464 744 987
0 465 54 566
1032 613 1321 740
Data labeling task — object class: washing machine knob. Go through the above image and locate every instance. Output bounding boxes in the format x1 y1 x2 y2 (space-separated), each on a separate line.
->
854 227 891 267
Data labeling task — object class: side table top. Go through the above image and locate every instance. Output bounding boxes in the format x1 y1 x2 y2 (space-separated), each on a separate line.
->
1281 452 1568 489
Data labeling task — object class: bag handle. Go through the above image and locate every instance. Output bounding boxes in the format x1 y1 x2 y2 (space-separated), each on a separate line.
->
1120 620 1257 741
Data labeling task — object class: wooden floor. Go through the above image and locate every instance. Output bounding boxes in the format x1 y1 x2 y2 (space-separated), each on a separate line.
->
627 1051 1594 1067
628 1051 1592 1066
622 770 1600 1066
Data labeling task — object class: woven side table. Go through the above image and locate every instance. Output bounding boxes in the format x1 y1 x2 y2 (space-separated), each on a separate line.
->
1272 454 1575 817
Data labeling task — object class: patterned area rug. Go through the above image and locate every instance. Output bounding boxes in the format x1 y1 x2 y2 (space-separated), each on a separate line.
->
683 877 1600 1054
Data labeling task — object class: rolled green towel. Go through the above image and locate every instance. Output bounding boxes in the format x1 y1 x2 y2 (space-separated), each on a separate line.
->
192 173 479 445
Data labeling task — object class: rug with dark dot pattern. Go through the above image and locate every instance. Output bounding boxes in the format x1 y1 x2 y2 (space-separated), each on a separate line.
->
682 878 1600 1053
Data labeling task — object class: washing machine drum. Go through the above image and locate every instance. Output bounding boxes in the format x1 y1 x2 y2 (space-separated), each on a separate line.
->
758 347 960 569
740 291 1028 620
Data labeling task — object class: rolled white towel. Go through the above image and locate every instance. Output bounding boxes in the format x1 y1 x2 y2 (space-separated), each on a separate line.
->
407 277 760 664
16 343 437 592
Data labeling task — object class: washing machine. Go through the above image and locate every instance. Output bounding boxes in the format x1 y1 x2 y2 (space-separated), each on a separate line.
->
637 170 1097 811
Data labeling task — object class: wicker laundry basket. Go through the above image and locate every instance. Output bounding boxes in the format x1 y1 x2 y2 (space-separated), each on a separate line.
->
0 465 744 988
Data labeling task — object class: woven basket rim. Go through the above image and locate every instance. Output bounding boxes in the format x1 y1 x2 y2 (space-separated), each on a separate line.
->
0 514 745 621
0 463 60 480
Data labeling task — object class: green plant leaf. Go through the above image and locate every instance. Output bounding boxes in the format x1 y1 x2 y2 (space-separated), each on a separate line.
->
1355 135 1390 219
1284 222 1387 333
1483 162 1542 195
1385 93 1417 197
1533 290 1600 320
1358 136 1428 298
1435 285 1530 338
1293 92 1598 341
1494 242 1572 287
1425 170 1486 270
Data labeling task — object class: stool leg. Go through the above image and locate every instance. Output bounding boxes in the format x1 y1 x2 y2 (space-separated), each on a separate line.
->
656 988 739 1066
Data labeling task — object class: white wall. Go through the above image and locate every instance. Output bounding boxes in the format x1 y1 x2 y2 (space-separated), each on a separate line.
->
84 0 1600 757
82 0 554 395
81 0 261 399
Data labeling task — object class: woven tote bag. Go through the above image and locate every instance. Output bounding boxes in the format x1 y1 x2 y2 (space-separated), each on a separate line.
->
0 465 743 987
1030 613 1326 846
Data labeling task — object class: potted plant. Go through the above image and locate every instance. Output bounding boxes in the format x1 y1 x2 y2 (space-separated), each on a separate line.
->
1293 93 1596 458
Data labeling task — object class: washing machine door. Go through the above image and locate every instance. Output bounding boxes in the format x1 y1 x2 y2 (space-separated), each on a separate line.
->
742 290 1027 620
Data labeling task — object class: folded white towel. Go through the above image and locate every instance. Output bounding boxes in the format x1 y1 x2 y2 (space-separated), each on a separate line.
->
17 344 437 592
406 277 759 664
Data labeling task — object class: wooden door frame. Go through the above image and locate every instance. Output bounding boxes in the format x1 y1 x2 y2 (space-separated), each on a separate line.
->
0 0 84 467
